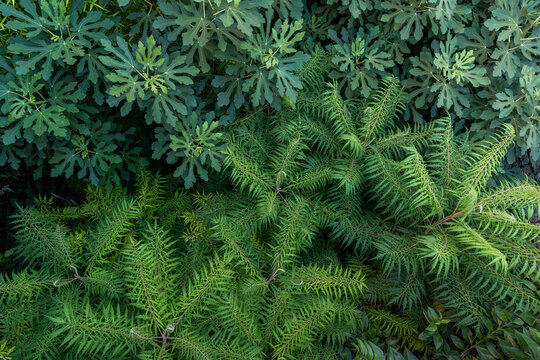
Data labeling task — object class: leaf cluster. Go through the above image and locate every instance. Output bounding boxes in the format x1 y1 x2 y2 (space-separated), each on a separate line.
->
1 0 538 188
2 71 540 358
0 168 369 359
222 70 540 357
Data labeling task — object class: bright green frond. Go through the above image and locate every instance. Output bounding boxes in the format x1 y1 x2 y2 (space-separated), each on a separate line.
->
285 264 366 298
224 136 273 197
417 232 459 279
402 146 445 219
85 198 140 273
271 299 335 359
451 224 508 273
11 206 76 271
460 123 515 193
123 222 179 330
358 76 404 147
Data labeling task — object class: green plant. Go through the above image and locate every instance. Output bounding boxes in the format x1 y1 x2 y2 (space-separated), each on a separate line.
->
2 73 539 358
223 71 540 356
1 0 538 188
0 169 368 359
0 0 147 187
419 306 540 359
0 0 304 188
323 0 540 163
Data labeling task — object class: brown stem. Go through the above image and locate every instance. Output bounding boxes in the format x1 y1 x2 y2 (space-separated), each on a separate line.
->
424 211 466 234
432 211 466 226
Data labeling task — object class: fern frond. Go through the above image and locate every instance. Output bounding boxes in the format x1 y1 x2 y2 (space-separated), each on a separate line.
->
364 151 427 223
358 76 404 147
321 82 361 155
351 338 386 360
331 157 363 195
373 233 422 276
172 330 259 360
372 122 434 157
428 116 459 193
387 272 426 311
0 296 50 343
224 136 273 197
85 198 140 273
464 256 539 313
134 167 167 216
436 275 487 327
271 299 335 359
300 114 341 154
450 224 508 273
363 272 394 306
270 196 319 271
12 321 63 359
263 287 292 342
297 47 331 91
460 123 515 193
174 256 234 328
0 269 53 303
477 179 540 213
478 231 540 276
417 232 459 279
230 106 267 127
212 293 263 352
83 265 124 298
284 155 333 193
33 194 96 222
211 217 262 277
84 184 127 213
402 146 445 219
298 346 344 360
285 264 366 298
331 217 381 255
12 206 76 271
471 210 540 244
366 308 424 350
50 298 139 358
318 300 361 350
270 123 308 176
123 222 179 331
270 106 301 142
234 124 271 163
156 189 192 229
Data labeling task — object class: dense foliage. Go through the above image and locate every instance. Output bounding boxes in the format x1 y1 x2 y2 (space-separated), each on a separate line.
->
1 76 539 359
0 1 539 359
0 0 538 190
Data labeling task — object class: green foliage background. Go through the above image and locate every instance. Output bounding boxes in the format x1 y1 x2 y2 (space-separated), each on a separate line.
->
0 1 539 359
0 0 538 189
1 65 540 359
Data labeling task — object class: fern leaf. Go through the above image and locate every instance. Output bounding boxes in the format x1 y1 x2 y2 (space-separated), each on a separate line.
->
271 299 334 359
322 82 362 154
358 76 404 147
174 256 234 327
224 136 273 197
286 264 366 298
12 206 76 271
451 224 508 273
85 198 140 273
402 146 445 219
417 232 459 279
331 157 364 195
460 123 515 192
123 222 179 331
212 217 262 277
477 180 540 212
270 196 319 271
0 269 53 303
